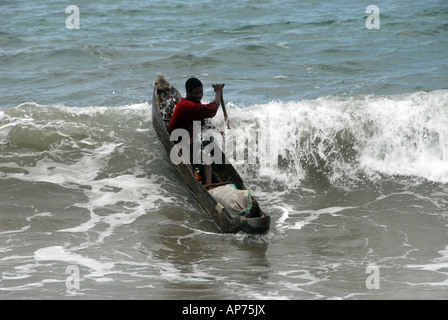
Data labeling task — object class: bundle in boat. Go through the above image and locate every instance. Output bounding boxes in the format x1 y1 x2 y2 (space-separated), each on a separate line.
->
209 184 253 218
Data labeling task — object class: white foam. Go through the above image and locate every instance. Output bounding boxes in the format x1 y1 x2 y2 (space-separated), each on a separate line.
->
34 246 115 282
4 142 119 185
210 89 448 186
5 91 448 190
156 260 227 284
406 244 448 286
0 108 172 243
0 123 15 139
58 173 172 244
276 205 354 233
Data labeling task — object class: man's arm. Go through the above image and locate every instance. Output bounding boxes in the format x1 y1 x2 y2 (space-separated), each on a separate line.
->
212 83 224 107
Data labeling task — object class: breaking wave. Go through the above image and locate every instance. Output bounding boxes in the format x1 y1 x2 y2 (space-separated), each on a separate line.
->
1 89 448 194
210 89 448 188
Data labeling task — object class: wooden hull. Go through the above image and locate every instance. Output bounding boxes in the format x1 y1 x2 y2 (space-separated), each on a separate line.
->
152 75 270 234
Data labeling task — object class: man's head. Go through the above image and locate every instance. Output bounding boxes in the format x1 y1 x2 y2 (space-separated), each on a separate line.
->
185 78 203 103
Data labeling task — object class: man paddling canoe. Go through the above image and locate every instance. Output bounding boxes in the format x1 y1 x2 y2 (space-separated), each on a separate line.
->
168 78 225 185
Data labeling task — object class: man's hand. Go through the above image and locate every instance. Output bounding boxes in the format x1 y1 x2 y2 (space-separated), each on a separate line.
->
212 83 225 92
212 83 225 106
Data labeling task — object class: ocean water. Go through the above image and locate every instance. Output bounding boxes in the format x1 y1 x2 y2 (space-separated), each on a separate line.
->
1 0 448 300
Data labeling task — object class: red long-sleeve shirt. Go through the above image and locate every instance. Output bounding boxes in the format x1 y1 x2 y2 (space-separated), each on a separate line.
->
168 98 219 134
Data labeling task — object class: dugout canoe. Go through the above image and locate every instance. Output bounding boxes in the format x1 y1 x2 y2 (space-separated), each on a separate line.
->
152 75 270 234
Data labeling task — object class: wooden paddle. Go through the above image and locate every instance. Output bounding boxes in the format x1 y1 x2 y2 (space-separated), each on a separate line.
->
220 85 230 129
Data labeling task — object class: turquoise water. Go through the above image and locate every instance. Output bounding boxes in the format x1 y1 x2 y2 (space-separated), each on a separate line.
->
2 0 447 107
1 0 448 300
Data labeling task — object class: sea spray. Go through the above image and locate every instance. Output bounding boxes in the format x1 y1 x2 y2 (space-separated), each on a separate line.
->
209 89 448 187
1 90 448 193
